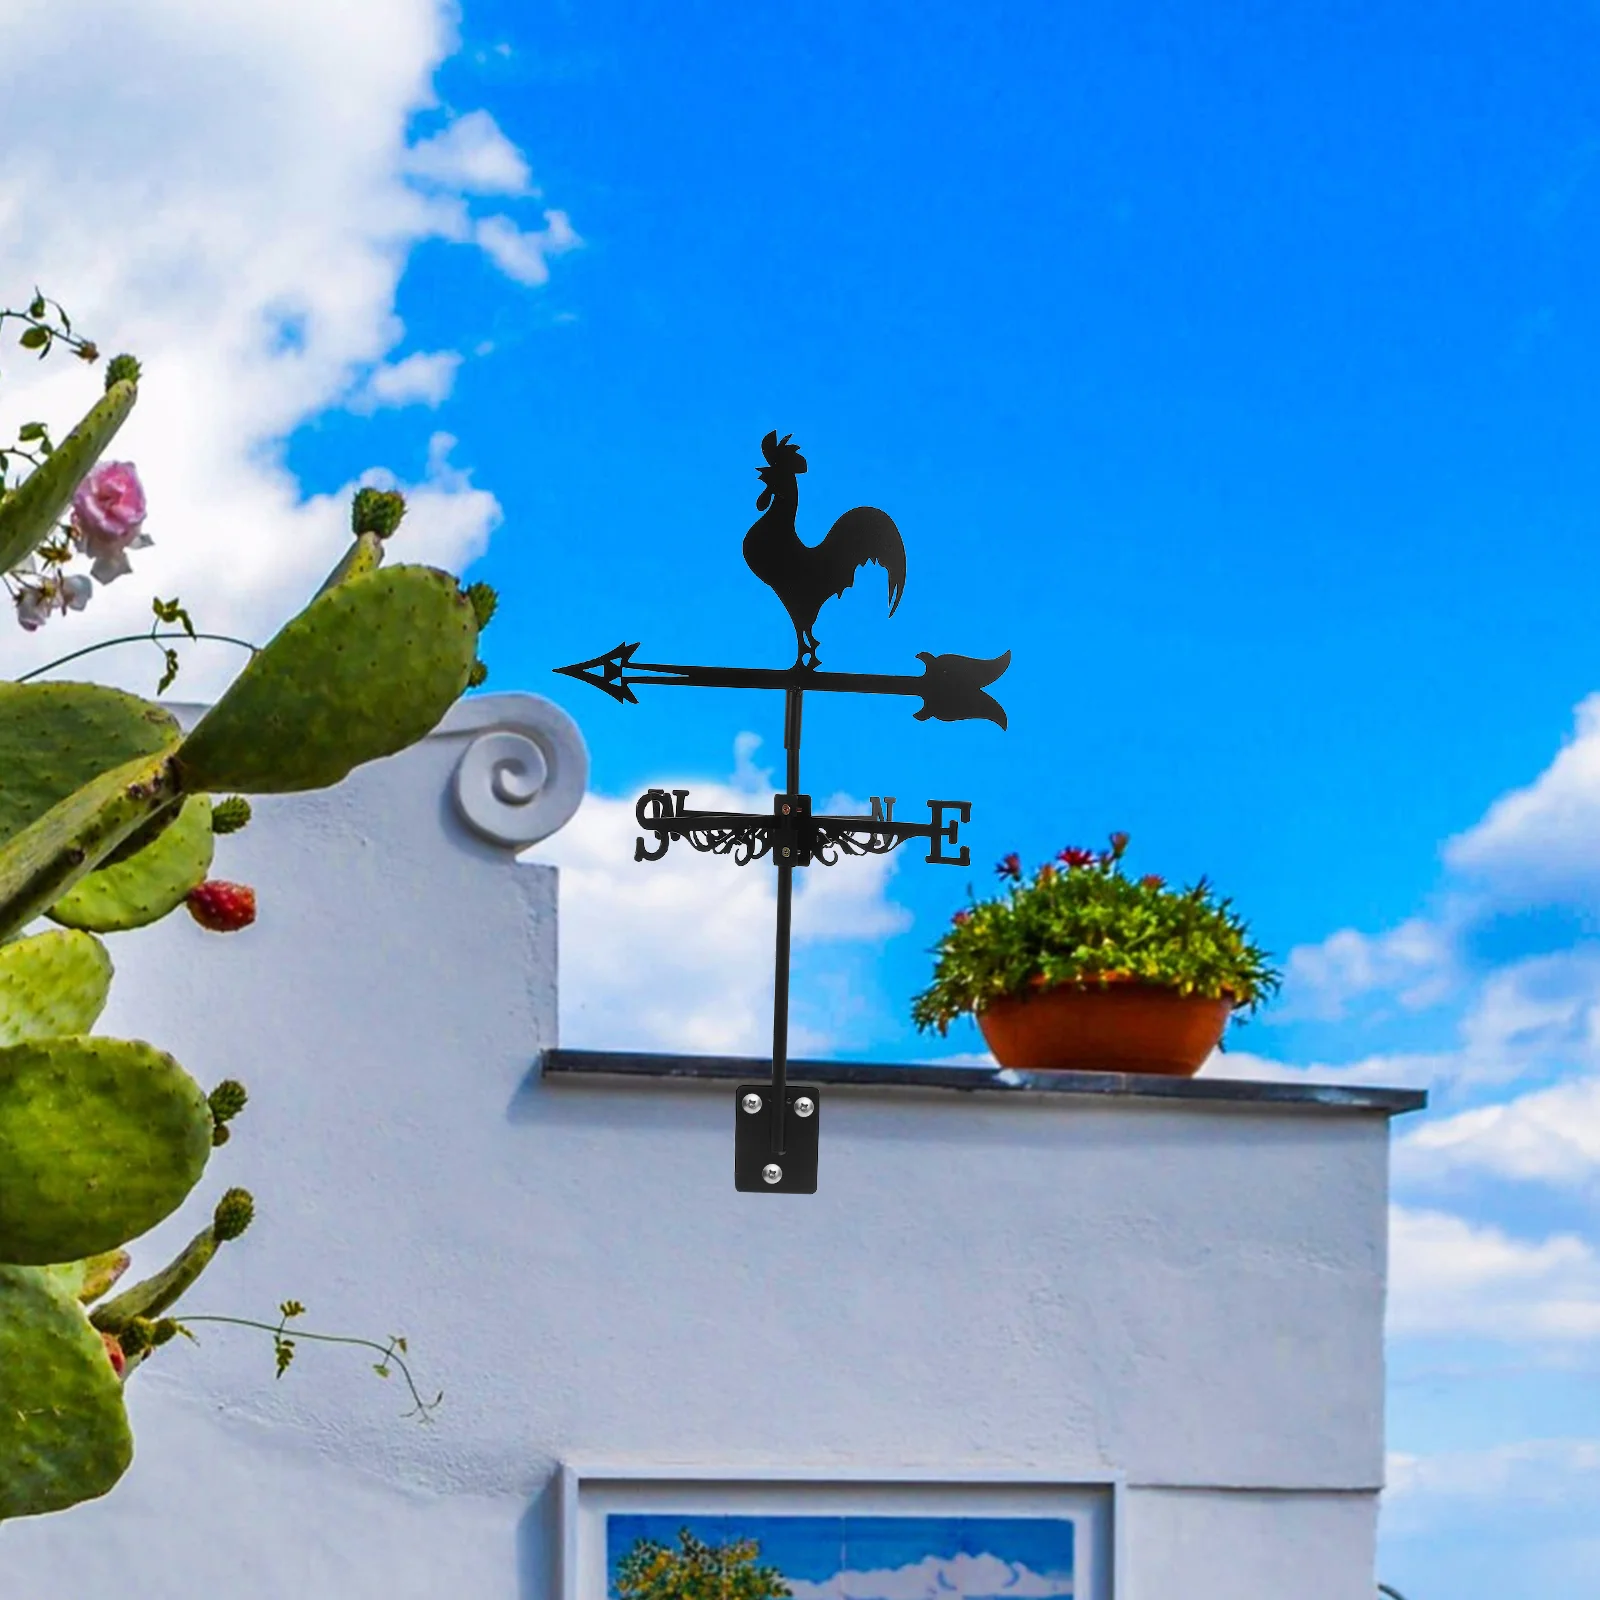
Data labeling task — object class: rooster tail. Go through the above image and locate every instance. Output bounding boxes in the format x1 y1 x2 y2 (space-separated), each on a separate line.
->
822 504 907 615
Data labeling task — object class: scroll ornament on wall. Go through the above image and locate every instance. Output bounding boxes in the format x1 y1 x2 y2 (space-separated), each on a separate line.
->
450 692 589 848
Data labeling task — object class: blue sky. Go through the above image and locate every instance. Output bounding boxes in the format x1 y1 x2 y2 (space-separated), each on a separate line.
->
5 1 1600 1593
605 1514 1075 1598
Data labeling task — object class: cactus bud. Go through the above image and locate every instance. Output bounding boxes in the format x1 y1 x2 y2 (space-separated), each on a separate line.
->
213 1187 255 1241
150 1317 180 1347
104 353 141 389
467 660 488 688
209 1079 248 1127
351 486 406 539
209 1080 249 1119
211 1123 231 1147
118 1319 153 1358
210 796 252 834
464 581 498 631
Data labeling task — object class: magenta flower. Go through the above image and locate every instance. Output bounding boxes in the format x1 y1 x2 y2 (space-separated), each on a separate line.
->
70 460 150 584
1140 873 1165 890
995 852 1022 880
952 909 971 925
1058 846 1096 869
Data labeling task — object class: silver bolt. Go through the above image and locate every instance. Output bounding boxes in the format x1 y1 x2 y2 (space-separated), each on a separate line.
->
762 1163 783 1185
794 1095 815 1118
741 1092 763 1114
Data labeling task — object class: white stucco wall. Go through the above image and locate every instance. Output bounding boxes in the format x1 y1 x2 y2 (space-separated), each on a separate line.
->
2 693 1403 1599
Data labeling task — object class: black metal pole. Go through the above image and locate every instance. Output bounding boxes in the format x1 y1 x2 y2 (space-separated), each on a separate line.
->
769 685 804 1156
784 686 803 791
770 856 792 1158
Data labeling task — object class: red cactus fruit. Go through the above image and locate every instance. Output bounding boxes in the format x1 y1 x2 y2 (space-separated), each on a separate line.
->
101 1331 126 1377
185 880 257 932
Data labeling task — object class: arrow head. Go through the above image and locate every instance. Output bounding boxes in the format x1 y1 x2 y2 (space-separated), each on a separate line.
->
554 641 641 704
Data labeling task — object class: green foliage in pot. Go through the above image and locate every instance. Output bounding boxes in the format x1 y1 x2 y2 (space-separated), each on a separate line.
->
910 833 1281 1036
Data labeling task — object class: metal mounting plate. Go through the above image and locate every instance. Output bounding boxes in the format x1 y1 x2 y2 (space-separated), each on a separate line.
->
734 1085 820 1193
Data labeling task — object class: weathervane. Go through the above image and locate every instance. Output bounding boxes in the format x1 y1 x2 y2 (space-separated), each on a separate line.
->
557 431 1010 1193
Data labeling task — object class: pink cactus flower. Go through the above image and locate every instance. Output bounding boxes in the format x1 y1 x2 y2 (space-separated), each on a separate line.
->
13 570 91 630
70 461 151 584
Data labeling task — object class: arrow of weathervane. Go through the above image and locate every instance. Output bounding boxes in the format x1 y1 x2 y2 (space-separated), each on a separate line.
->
555 642 1011 729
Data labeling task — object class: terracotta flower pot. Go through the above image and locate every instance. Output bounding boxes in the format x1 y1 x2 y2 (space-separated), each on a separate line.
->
976 982 1232 1076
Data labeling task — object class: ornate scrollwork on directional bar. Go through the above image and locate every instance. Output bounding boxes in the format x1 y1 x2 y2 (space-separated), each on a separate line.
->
633 789 971 870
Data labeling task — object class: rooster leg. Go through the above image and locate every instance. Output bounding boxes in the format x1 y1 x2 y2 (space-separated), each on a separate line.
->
790 622 820 670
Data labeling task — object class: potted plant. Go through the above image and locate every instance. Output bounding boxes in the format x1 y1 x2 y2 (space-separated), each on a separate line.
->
911 833 1280 1075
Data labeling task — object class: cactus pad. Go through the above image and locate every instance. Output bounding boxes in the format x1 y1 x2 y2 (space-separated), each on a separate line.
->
0 930 113 1045
48 796 214 933
0 748 184 944
313 529 386 598
40 1250 130 1306
177 565 477 793
0 682 178 850
0 1265 132 1519
0 378 138 577
0 1035 211 1264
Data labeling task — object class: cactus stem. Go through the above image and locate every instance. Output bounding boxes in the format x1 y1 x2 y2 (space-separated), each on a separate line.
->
15 631 257 685
173 1313 442 1420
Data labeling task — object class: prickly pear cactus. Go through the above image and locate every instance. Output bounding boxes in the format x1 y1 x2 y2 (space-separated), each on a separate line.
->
48 795 213 932
0 1035 214 1264
0 1265 133 1519
177 564 478 793
0 683 179 848
0 318 494 1519
0 379 137 576
0 930 112 1044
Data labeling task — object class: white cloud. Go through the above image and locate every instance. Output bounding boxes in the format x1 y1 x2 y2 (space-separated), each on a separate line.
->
0 1 570 697
1387 1438 1600 1503
786 1552 1072 1600
1446 692 1600 902
1398 1075 1600 1188
1217 946 1600 1098
531 737 912 1054
1254 691 1600 1041
404 108 532 194
352 349 463 411
473 210 581 286
1382 1436 1600 1554
1279 916 1456 1020
1207 1047 1446 1089
1388 1206 1600 1341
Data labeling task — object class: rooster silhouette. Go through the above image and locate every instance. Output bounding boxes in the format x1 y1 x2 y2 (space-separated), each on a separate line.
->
743 431 906 668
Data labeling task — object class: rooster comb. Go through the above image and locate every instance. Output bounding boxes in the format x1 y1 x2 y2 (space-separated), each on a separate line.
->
760 430 805 468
